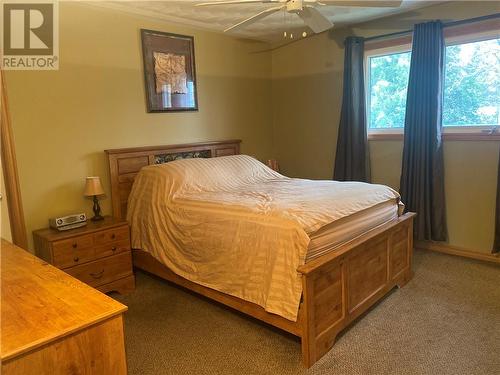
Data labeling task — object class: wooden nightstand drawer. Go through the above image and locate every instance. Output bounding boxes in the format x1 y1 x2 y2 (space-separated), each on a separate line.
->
53 234 93 253
65 251 132 288
94 226 129 245
53 247 96 269
53 239 130 269
95 239 130 258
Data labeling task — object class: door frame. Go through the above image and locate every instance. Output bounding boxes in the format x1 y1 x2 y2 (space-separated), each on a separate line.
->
1 69 28 248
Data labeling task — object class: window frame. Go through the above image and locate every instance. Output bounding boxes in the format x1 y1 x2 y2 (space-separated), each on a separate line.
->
365 24 500 141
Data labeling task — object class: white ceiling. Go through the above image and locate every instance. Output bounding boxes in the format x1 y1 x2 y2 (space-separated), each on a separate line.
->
91 1 435 41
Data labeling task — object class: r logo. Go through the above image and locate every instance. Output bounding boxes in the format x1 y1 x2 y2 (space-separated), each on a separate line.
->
3 3 54 55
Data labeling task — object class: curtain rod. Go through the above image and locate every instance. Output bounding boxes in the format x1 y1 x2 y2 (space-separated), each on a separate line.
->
364 12 500 42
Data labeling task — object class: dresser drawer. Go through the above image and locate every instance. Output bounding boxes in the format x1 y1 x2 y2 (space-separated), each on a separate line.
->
94 226 129 245
53 234 94 254
94 239 130 258
65 252 132 288
53 247 96 269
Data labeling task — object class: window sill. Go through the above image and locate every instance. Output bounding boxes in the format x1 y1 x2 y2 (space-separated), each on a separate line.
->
368 133 404 141
368 133 500 141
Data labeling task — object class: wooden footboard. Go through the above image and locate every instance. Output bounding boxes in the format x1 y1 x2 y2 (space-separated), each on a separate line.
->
298 212 415 367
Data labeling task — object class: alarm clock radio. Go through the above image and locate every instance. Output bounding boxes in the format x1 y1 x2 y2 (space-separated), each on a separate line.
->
49 213 87 231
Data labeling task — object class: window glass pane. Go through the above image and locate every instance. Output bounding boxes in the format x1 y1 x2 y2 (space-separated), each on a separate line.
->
443 38 500 127
368 51 411 129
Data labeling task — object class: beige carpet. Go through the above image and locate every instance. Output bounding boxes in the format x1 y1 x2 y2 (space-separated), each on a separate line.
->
113 250 500 375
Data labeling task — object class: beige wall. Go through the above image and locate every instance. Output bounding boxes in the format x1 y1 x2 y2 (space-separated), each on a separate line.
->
6 1 499 254
6 2 273 249
271 1 500 253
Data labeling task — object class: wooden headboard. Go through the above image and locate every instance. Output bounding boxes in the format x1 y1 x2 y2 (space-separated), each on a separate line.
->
105 140 241 219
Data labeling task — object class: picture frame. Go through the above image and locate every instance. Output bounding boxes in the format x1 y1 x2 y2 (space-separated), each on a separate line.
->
141 29 198 112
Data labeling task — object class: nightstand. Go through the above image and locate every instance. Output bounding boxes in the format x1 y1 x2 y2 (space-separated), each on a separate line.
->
33 216 135 294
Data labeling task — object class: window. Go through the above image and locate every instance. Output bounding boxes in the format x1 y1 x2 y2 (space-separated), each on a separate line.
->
443 38 500 128
367 50 411 131
365 30 499 140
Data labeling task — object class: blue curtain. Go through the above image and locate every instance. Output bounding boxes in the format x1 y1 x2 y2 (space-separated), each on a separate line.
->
334 36 370 182
400 21 448 241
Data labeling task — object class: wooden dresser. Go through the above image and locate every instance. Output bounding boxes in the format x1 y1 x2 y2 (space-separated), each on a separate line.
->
33 217 134 294
1 239 128 374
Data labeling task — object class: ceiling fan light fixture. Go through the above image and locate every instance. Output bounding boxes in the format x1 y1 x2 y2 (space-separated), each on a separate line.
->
286 0 304 13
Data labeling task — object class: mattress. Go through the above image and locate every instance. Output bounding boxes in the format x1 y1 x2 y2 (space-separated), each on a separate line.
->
127 155 402 321
307 201 399 261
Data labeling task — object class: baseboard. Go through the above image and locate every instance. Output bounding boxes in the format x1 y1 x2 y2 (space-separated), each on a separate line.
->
415 241 500 265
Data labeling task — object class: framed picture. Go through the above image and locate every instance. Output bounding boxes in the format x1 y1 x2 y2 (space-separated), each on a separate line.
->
141 29 198 112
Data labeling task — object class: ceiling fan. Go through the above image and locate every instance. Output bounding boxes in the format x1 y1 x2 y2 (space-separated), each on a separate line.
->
196 0 403 34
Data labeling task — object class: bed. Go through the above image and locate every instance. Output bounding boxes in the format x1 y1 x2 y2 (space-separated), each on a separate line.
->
105 140 415 368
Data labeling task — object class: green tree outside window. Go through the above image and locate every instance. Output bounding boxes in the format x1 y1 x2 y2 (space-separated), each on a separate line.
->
368 38 499 129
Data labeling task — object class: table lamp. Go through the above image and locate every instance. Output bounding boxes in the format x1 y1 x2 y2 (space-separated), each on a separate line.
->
84 176 105 221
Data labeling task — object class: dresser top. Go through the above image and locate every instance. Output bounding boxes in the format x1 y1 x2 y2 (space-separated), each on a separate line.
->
0 239 127 361
33 216 127 241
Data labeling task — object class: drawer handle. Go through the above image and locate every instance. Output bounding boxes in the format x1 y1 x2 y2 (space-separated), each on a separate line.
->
111 246 117 251
72 243 78 249
89 269 104 279
73 257 79 262
111 234 116 239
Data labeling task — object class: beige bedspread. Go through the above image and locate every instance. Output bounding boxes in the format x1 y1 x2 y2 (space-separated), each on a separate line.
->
127 155 400 321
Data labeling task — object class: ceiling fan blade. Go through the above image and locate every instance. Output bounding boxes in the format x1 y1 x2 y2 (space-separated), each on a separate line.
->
319 1 402 7
224 5 285 32
196 0 277 6
298 7 334 33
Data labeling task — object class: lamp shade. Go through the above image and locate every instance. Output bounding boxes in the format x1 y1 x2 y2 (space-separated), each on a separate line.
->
83 176 105 197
